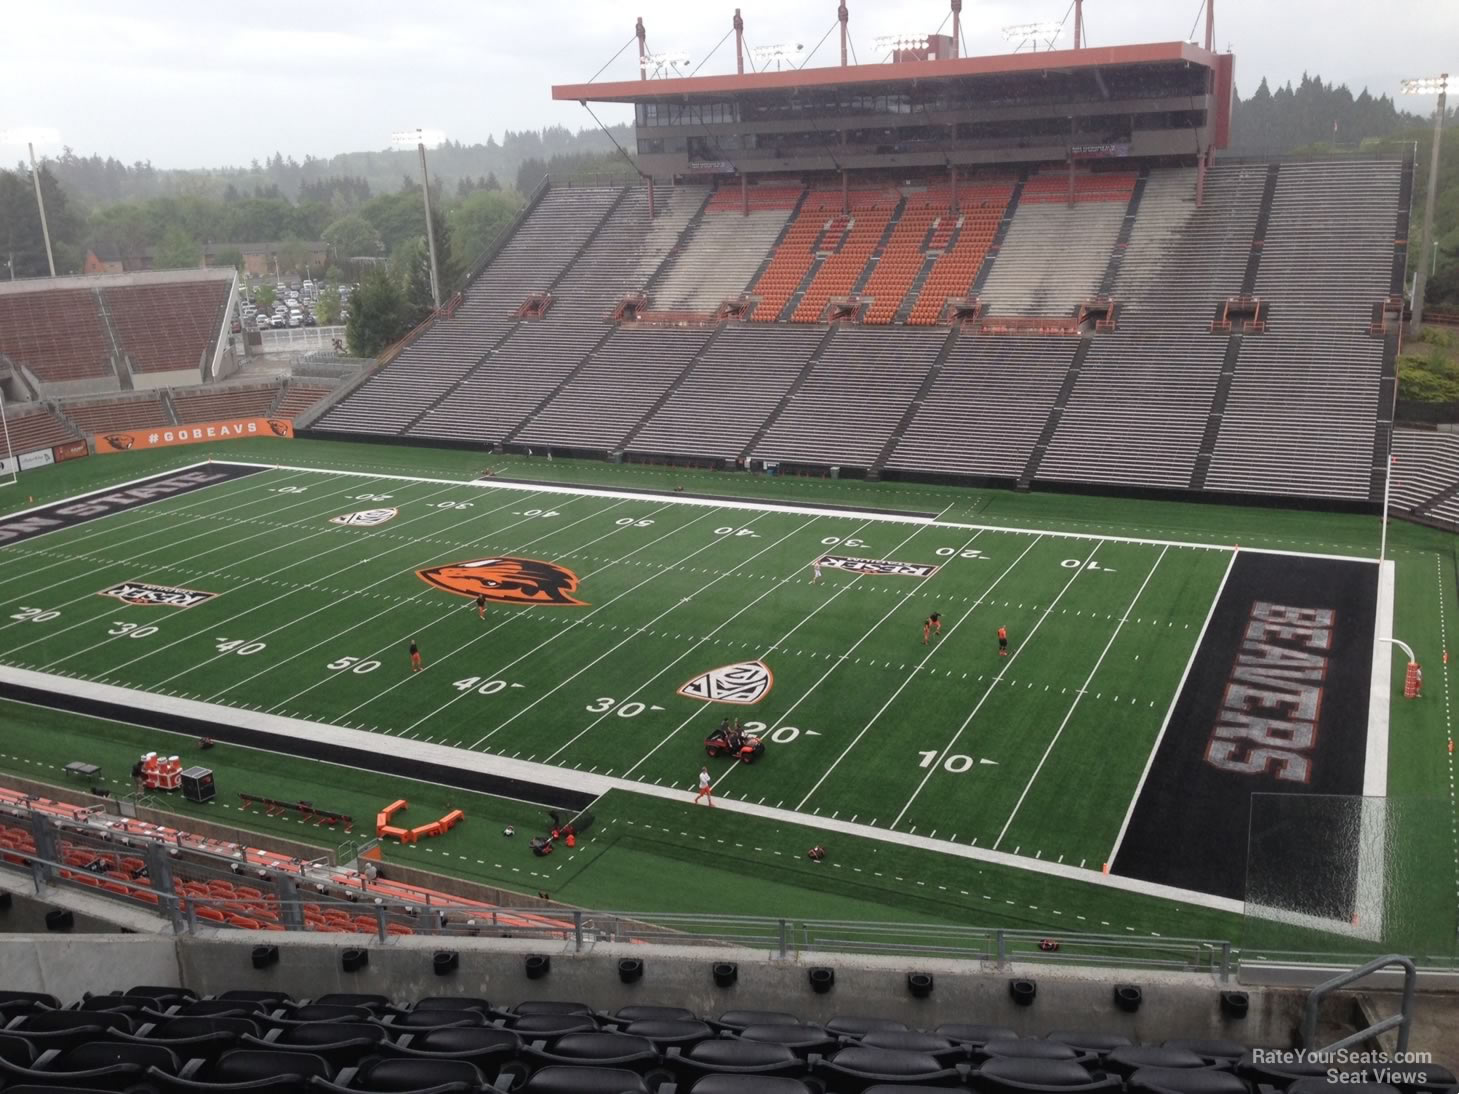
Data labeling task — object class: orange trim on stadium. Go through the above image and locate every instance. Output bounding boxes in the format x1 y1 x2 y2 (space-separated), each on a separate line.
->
554 42 1217 103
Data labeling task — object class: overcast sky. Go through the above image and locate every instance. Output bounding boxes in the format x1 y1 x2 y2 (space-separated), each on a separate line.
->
5 0 1455 169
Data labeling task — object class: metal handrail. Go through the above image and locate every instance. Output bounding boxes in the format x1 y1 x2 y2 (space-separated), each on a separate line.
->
1301 953 1417 1055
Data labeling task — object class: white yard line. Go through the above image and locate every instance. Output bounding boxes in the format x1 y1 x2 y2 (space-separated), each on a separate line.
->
0 474 382 651
469 510 814 748
292 497 676 719
992 545 1169 850
709 526 986 792
40 481 471 672
890 540 1102 829
1106 548 1237 865
795 534 1047 811
568 517 885 773
0 662 1246 917
212 459 1383 561
201 491 588 703
0 468 313 582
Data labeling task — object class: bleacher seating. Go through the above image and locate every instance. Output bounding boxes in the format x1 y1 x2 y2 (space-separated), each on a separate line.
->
0 989 1447 1094
628 326 825 461
1390 428 1459 517
0 407 80 454
61 394 171 435
790 190 898 322
653 193 801 314
748 190 848 321
860 190 950 325
513 328 713 453
316 186 624 435
1039 166 1264 489
0 288 113 382
1205 160 1401 501
752 327 945 469
887 337 1079 478
103 281 231 374
172 385 277 424
978 173 1131 317
906 183 1014 325
273 382 335 423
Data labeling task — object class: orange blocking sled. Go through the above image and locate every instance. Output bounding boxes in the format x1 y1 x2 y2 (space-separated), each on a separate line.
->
375 799 463 845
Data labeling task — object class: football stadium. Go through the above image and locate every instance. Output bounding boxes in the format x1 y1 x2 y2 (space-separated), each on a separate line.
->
0 0 1457 1084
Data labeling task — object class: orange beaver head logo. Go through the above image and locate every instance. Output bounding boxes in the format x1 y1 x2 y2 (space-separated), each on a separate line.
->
266 419 291 437
104 434 135 451
417 557 586 606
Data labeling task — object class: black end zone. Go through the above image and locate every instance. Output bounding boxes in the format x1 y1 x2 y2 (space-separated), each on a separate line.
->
1113 551 1377 901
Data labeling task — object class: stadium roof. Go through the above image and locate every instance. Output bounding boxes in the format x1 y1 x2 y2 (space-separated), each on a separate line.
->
554 41 1218 104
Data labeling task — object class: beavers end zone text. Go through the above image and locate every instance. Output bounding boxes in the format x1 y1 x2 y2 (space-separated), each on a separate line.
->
0 461 1390 908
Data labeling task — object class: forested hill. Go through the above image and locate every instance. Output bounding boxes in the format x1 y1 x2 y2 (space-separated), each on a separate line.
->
1228 74 1430 153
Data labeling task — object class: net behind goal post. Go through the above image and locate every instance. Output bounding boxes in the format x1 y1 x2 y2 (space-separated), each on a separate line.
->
0 389 17 489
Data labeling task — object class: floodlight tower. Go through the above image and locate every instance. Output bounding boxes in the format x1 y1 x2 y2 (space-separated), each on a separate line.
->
951 0 962 58
390 128 446 311
734 8 745 74
839 1 850 67
1 128 61 278
1401 74 1451 334
636 17 648 81
1074 0 1084 49
1001 21 1062 53
1205 0 1215 52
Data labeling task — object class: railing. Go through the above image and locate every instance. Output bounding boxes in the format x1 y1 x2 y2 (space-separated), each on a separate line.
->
258 326 346 352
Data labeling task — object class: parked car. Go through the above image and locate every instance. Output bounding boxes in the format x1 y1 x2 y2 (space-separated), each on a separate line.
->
270 314 286 328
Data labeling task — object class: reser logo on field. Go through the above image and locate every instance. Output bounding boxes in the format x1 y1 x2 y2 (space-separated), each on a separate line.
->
98 581 219 609
818 554 941 578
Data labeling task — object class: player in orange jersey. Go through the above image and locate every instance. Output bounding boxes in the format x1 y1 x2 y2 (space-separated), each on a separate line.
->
997 625 1009 657
923 612 942 645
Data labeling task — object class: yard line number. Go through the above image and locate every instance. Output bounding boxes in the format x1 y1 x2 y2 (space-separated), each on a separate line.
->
215 637 266 655
453 677 519 695
327 655 381 674
108 621 158 638
918 750 975 773
10 607 60 623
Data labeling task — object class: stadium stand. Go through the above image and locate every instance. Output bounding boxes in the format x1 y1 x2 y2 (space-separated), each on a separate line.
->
1205 160 1401 501
1037 165 1266 489
751 327 946 469
0 287 114 383
1391 428 1459 520
410 185 700 445
172 384 278 424
628 325 826 462
315 186 624 435
886 336 1080 479
652 185 802 312
513 327 714 453
59 393 172 435
102 280 232 375
748 189 856 321
272 381 336 423
905 182 1016 325
859 188 951 325
789 189 898 322
0 406 82 454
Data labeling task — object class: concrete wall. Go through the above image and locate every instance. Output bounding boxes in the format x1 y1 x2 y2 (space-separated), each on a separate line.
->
131 367 202 392
0 935 179 1000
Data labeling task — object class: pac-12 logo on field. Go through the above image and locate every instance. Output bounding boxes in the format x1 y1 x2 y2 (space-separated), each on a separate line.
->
330 508 398 527
98 581 219 609
416 557 587 606
678 661 774 705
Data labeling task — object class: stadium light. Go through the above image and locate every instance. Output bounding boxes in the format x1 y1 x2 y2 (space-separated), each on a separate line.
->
1002 21 1062 51
0 127 61 278
389 128 445 310
874 34 931 61
1399 74 1450 334
750 43 804 71
644 50 692 78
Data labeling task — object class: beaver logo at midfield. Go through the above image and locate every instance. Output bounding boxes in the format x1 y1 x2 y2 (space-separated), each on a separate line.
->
416 557 586 606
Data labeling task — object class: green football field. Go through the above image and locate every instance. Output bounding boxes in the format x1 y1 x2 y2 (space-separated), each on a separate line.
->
0 437 1453 956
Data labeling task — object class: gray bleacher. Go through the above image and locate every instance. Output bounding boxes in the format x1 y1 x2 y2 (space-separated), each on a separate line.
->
1206 160 1400 500
513 327 713 453
1390 428 1459 514
653 208 798 311
407 185 699 444
752 327 945 469
628 325 825 461
977 197 1126 317
314 186 622 435
1039 166 1265 488
887 336 1078 478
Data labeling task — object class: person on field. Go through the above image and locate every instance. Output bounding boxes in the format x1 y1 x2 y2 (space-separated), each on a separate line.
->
409 639 423 672
694 766 714 807
923 611 942 645
997 625 1009 657
812 558 823 584
475 592 488 620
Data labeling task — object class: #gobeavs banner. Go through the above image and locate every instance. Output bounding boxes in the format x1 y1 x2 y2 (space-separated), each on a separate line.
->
98 417 293 453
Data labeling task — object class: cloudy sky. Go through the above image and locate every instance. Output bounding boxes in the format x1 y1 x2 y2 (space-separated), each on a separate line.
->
5 0 1454 169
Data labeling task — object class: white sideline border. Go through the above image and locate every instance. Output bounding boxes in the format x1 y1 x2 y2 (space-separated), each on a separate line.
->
0 663 1244 918
213 460 1384 563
